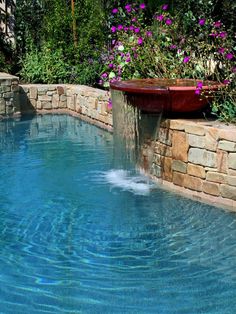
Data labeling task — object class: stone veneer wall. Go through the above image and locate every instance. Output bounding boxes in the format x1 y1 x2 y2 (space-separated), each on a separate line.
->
142 119 236 209
18 84 112 129
0 73 235 210
0 72 19 115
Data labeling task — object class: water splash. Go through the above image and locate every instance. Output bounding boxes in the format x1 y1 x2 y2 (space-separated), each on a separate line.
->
104 169 155 195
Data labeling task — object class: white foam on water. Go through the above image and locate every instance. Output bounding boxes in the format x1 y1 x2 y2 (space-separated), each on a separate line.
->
104 169 154 195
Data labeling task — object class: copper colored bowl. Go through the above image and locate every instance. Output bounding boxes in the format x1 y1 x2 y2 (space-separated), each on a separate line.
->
110 78 222 113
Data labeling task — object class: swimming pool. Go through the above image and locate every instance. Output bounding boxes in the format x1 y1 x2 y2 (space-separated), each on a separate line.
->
0 114 236 313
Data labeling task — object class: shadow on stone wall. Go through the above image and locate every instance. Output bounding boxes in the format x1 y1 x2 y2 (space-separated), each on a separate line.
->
17 86 37 115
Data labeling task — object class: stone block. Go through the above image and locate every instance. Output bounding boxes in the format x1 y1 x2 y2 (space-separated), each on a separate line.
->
162 157 173 182
228 169 236 176
202 181 220 196
59 101 67 109
57 86 65 95
185 124 205 135
206 171 227 184
173 172 185 186
172 131 189 162
52 94 59 109
157 127 172 146
1 79 11 86
67 95 76 111
229 153 236 170
0 85 11 92
38 95 52 102
0 98 5 115
29 86 38 99
187 163 206 178
220 185 236 201
219 129 236 142
41 101 52 109
217 149 228 174
154 142 172 157
47 86 57 91
172 160 187 173
37 101 42 109
3 92 14 99
169 119 185 130
227 176 236 187
153 153 162 166
151 164 162 177
184 175 203 192
37 86 48 93
188 148 217 167
60 95 67 102
218 140 236 152
188 134 205 148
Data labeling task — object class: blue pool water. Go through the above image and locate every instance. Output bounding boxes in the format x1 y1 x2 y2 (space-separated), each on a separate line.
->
0 114 236 313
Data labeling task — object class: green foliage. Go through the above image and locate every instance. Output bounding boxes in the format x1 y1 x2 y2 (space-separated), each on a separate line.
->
20 43 71 83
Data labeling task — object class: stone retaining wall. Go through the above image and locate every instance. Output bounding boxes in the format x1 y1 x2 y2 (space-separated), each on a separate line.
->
0 72 19 115
143 119 236 209
18 84 112 128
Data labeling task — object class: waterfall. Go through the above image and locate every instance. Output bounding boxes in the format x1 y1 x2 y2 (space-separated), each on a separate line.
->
111 89 162 173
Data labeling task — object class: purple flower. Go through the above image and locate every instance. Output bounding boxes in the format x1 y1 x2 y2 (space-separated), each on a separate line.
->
129 25 134 31
225 53 234 60
137 37 143 45
156 14 164 21
132 17 137 22
108 63 114 68
125 4 132 12
107 98 112 109
232 67 236 73
111 26 116 33
117 24 123 30
165 18 172 25
218 47 225 54
195 82 203 95
197 81 203 88
213 21 221 28
112 8 118 14
140 3 146 9
209 32 217 37
198 19 205 26
223 79 230 85
183 56 190 63
125 57 131 63
146 31 153 37
134 27 140 33
162 4 168 10
169 44 177 49
219 31 227 38
124 27 129 32
101 72 108 78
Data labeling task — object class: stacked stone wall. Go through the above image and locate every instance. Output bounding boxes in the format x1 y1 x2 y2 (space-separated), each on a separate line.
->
19 84 112 128
0 73 19 116
144 119 236 209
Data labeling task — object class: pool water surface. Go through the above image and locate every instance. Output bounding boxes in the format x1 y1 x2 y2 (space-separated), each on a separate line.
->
0 114 236 313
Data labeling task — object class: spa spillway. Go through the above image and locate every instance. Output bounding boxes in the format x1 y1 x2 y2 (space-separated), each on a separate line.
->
110 78 221 113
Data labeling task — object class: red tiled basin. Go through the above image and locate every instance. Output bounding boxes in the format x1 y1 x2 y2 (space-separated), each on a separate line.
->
110 78 222 113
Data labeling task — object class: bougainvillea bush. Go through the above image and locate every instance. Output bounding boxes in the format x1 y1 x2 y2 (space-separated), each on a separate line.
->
100 2 236 122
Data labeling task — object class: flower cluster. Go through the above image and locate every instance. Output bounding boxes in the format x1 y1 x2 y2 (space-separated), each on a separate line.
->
100 1 235 118
100 2 152 87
